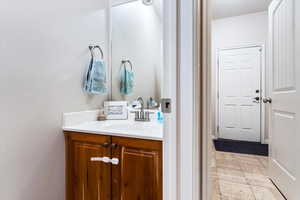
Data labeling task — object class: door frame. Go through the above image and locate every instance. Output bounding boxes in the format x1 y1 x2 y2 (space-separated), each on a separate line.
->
215 44 267 144
162 0 179 199
178 0 202 199
196 0 210 199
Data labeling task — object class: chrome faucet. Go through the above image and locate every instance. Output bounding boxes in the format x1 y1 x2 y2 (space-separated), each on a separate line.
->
133 97 152 122
137 96 144 112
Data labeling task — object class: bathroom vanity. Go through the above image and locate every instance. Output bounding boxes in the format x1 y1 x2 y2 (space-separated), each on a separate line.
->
63 111 163 200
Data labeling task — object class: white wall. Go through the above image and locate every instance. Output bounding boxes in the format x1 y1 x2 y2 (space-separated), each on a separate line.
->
211 12 268 137
0 0 108 199
111 1 162 102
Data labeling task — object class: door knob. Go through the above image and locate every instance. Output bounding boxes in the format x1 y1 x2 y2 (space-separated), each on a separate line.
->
111 158 119 165
263 97 272 103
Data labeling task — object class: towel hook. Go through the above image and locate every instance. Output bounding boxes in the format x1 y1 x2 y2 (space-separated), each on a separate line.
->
121 60 133 71
89 45 104 59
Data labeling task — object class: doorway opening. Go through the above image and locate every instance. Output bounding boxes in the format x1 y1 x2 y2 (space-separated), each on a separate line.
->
207 0 287 199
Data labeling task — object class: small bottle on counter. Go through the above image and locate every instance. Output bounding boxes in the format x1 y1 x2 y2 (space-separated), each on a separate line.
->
157 105 164 124
97 110 107 121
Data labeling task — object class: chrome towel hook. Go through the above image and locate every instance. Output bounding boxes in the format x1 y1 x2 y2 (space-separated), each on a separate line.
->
89 45 104 59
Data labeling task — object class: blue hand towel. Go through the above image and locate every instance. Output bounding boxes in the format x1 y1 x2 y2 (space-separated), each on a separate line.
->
120 66 134 95
84 59 107 94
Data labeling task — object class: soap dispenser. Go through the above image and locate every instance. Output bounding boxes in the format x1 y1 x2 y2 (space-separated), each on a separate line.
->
157 105 164 124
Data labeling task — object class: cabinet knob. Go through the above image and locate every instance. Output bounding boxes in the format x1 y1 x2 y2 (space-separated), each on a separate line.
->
111 158 119 165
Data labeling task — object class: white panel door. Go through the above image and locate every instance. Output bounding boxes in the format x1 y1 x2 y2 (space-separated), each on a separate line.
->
219 47 261 142
268 0 300 199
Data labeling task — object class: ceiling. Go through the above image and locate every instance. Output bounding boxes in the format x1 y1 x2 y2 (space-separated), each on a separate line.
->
213 0 273 19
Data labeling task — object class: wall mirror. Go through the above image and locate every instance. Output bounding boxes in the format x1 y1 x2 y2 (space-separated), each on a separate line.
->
110 0 163 108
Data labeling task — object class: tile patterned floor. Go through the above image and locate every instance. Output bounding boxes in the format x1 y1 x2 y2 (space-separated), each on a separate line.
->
211 144 286 200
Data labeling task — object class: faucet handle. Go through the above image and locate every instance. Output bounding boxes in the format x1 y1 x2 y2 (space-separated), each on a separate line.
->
130 111 139 118
144 111 155 121
145 112 150 121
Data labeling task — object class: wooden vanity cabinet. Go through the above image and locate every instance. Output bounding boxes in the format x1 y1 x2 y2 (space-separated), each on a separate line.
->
65 132 162 200
65 132 112 200
111 136 162 200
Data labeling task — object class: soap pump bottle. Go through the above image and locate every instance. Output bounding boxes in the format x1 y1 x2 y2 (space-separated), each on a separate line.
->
157 105 164 124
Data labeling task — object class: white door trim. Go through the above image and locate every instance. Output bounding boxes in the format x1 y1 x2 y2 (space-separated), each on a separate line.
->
216 44 267 143
197 0 213 198
163 0 179 199
178 0 201 199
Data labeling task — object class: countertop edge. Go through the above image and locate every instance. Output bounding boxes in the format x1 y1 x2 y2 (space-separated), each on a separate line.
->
62 127 163 141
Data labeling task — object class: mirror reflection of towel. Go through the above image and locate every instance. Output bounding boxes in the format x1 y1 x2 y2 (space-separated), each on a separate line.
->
120 67 134 95
84 59 107 94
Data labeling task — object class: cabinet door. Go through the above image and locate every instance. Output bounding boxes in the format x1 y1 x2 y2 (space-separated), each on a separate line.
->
111 137 162 200
65 132 111 200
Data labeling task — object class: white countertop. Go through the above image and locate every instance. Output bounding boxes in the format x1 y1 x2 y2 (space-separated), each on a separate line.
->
62 110 163 141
